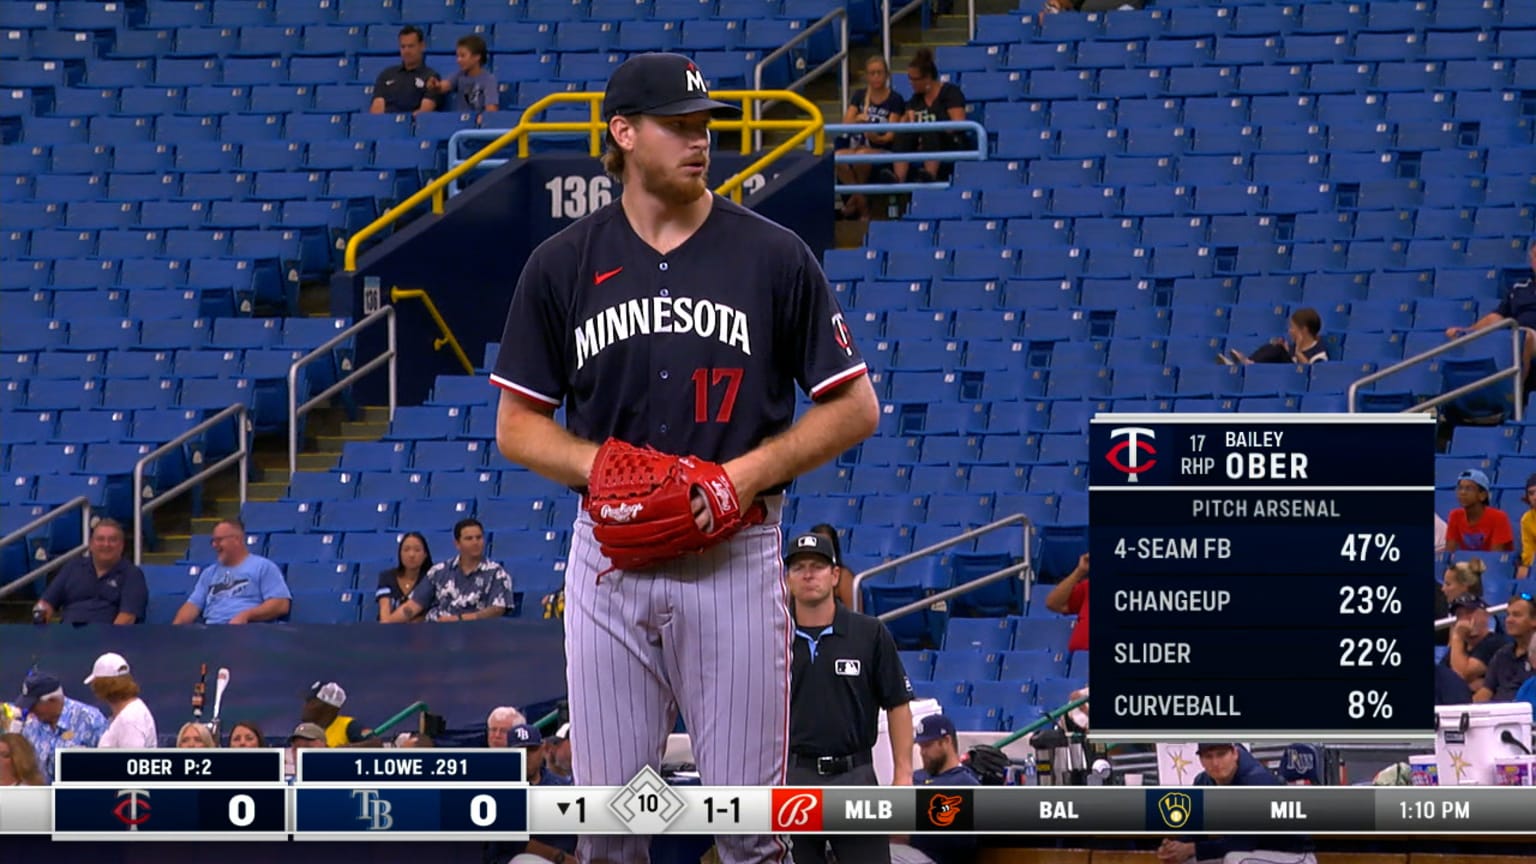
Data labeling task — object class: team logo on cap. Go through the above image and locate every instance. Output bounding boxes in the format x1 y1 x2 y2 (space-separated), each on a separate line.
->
796 535 820 549
685 62 706 94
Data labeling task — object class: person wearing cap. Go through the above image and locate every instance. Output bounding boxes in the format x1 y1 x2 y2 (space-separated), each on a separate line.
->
1444 469 1514 553
1444 592 1508 694
173 519 292 625
1476 591 1534 703
483 723 580 864
807 522 859 609
898 714 980 864
290 723 328 747
86 652 158 749
1519 473 1536 579
545 722 572 782
17 670 106 784
492 49 879 864
301 681 368 748
486 705 529 748
786 531 913 864
32 518 147 626
1158 744 1316 864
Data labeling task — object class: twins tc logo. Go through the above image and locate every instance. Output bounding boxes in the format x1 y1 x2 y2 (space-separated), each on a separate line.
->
112 789 152 830
1106 427 1156 482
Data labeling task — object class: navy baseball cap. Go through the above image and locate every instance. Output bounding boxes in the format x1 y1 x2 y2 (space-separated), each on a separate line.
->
1196 742 1235 755
17 671 63 712
785 532 837 566
915 714 958 744
602 53 741 121
507 724 543 747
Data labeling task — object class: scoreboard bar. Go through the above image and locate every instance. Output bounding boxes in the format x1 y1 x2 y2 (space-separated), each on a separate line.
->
1087 414 1435 740
55 749 284 784
9 787 1536 837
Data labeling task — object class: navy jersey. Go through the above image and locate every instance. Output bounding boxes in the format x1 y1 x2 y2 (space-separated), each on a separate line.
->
492 194 866 476
1496 276 1536 329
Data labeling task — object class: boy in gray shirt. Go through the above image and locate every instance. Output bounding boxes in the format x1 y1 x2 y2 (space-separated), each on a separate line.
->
429 34 499 115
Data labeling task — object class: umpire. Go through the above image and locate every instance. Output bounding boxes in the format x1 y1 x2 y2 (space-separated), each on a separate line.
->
785 532 914 864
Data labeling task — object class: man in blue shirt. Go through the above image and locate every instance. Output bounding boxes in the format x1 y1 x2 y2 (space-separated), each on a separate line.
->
17 670 107 784
33 518 147 625
903 715 979 864
173 519 291 625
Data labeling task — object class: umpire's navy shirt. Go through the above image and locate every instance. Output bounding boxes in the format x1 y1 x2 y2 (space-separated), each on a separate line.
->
491 194 868 489
789 603 913 758
39 555 147 624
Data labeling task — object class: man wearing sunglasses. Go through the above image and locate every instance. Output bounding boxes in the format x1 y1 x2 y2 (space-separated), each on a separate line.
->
1474 592 1534 703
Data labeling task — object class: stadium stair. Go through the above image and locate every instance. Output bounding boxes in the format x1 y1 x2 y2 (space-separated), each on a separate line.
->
140 403 392 568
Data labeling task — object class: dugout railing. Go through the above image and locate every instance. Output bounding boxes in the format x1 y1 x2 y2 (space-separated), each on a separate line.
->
825 119 991 196
287 306 397 476
0 496 93 601
133 403 251 566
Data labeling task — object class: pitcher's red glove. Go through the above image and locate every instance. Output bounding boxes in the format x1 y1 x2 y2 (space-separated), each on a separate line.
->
586 439 762 573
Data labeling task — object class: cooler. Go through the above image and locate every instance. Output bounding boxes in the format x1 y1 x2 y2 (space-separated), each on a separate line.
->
1433 702 1534 786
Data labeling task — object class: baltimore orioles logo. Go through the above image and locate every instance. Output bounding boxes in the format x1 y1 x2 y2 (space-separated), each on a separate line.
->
926 793 964 827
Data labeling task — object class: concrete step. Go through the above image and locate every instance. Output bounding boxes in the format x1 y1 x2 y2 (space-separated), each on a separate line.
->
246 480 290 502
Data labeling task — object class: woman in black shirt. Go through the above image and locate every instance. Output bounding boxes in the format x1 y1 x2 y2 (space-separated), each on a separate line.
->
837 55 907 220
893 48 969 184
378 532 433 623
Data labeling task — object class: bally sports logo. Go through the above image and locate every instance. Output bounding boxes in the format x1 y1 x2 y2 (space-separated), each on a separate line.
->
1105 426 1156 483
599 502 644 522
771 789 823 832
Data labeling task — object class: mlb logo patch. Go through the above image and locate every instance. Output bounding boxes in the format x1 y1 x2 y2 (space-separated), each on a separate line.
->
834 659 861 677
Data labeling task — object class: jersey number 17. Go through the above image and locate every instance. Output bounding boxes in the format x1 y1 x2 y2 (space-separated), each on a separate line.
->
692 367 743 423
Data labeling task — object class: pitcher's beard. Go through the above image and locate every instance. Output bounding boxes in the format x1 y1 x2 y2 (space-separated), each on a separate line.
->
638 160 710 208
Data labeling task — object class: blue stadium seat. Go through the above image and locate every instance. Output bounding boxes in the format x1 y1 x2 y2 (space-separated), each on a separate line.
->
317 500 397 533
339 442 411 473
999 650 1069 682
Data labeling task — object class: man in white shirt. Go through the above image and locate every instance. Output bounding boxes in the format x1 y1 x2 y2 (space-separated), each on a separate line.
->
85 652 158 749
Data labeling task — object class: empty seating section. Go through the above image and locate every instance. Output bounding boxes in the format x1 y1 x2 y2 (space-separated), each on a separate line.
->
2 1 1534 705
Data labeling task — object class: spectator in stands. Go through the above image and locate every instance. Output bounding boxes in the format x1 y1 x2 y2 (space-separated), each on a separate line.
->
16 671 105 784
427 35 498 117
173 520 291 625
395 518 512 622
32 519 147 626
301 681 368 748
378 532 433 623
1442 557 1487 602
369 25 440 116
1445 469 1515 553
177 722 214 748
1038 0 1081 25
1158 743 1315 864
835 56 906 221
228 721 264 748
809 522 857 608
896 714 979 864
1445 240 1536 374
484 723 580 862
87 652 158 749
1518 473 1536 579
1221 307 1327 366
486 706 528 748
1476 592 1534 702
0 733 45 786
1044 553 1091 654
892 48 968 185
1444 593 1509 695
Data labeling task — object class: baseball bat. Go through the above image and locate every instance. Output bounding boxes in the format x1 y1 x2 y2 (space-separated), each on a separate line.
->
210 667 231 736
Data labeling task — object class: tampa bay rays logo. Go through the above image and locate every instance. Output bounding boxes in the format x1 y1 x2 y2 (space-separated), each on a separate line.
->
684 62 706 94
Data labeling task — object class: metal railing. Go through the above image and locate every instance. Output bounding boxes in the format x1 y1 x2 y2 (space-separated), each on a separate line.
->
134 405 249 566
289 306 397 475
0 497 93 600
852 513 1034 620
359 90 825 268
826 120 988 195
390 287 474 375
1435 602 1513 630
1347 318 1529 421
751 7 849 151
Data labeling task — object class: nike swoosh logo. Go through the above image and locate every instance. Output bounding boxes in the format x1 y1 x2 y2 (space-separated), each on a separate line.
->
594 267 623 285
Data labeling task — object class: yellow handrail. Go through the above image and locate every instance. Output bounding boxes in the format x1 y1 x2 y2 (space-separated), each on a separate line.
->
344 89 825 271
389 286 475 375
